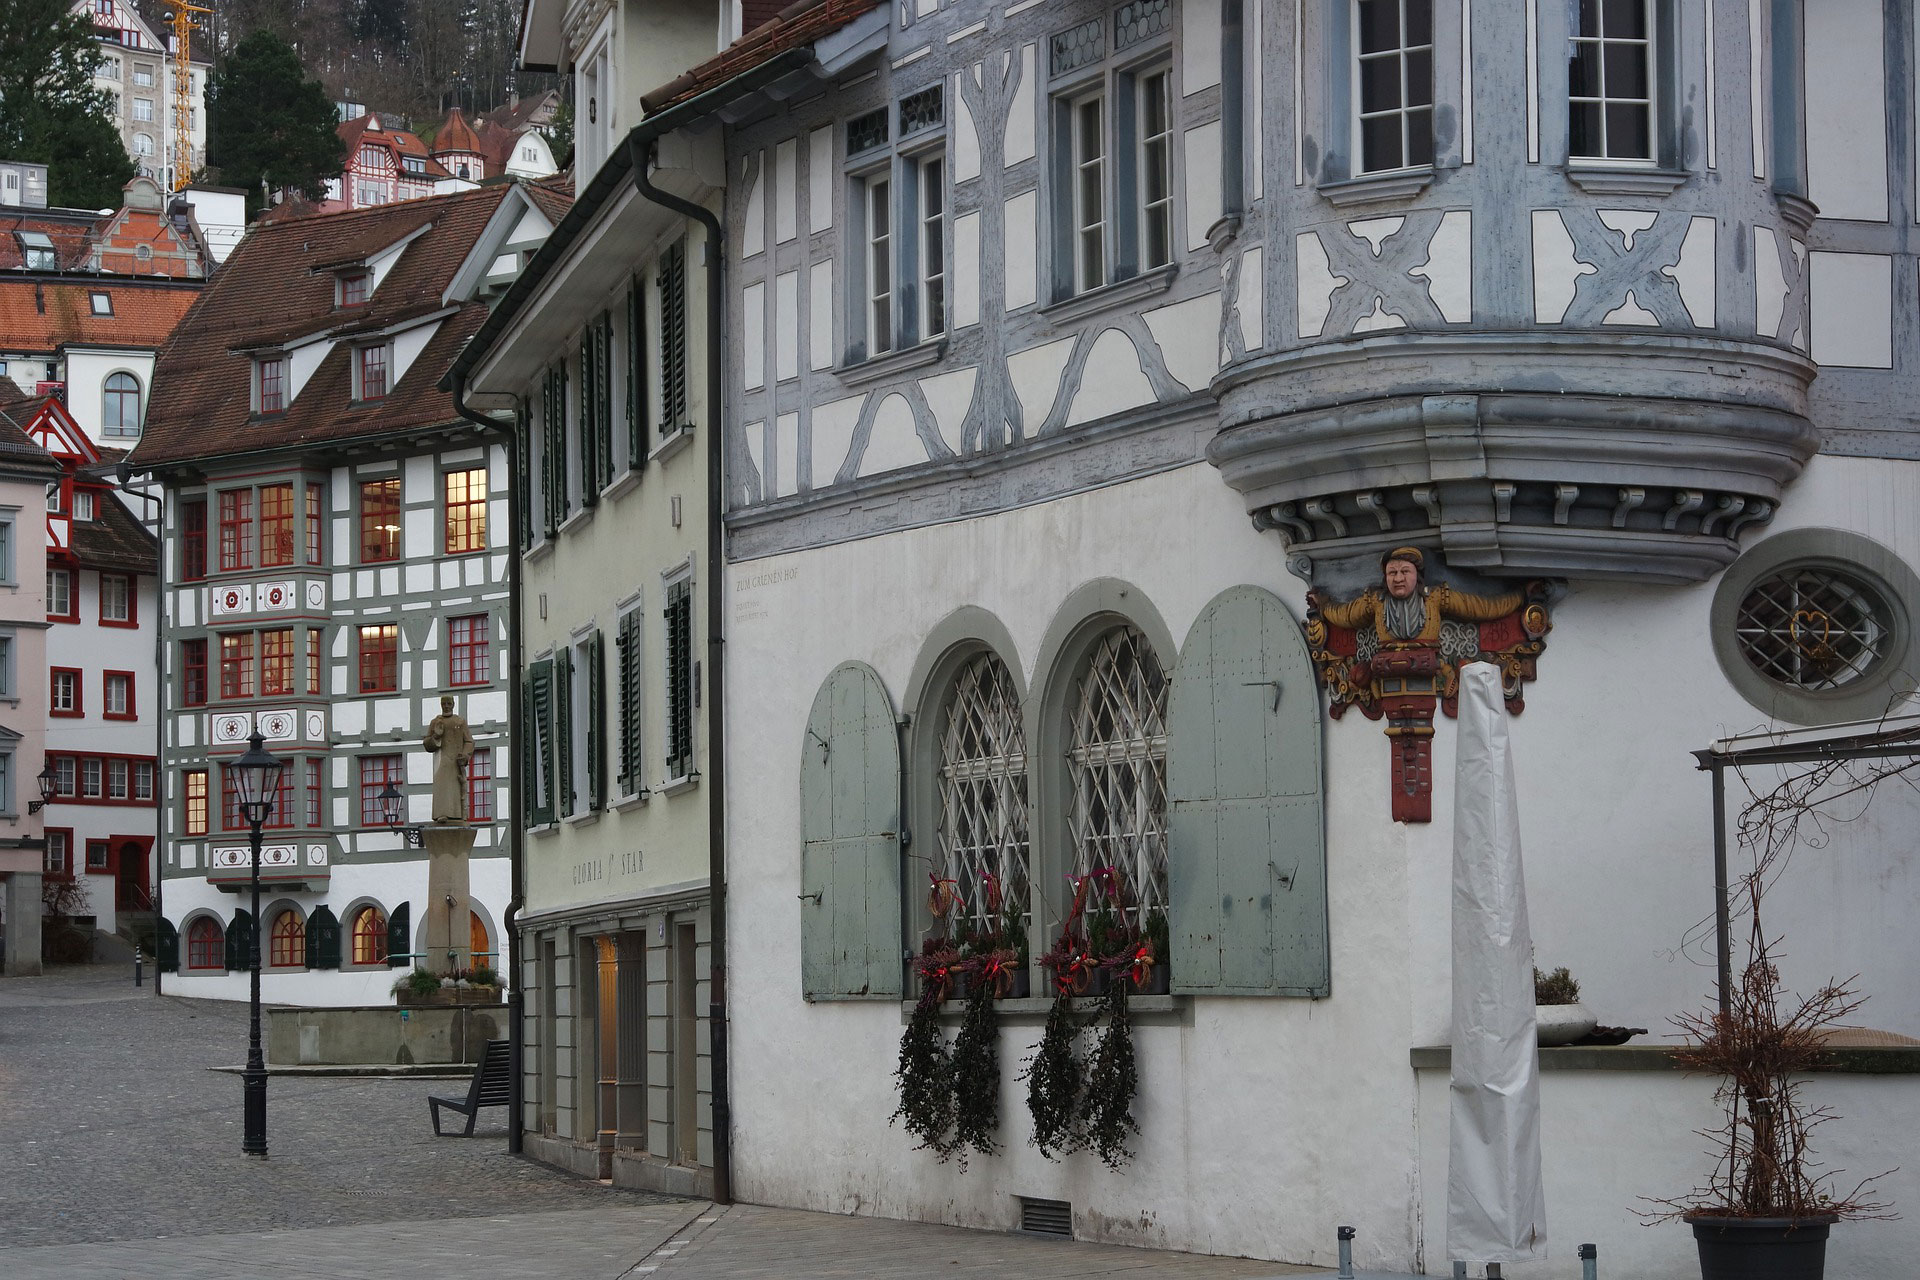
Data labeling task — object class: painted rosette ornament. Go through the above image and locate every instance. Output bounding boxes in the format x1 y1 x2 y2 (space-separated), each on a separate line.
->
1305 546 1552 823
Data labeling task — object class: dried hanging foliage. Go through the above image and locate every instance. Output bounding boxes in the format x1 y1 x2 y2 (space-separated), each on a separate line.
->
950 983 1002 1164
1021 991 1084 1159
892 987 955 1158
1080 982 1140 1170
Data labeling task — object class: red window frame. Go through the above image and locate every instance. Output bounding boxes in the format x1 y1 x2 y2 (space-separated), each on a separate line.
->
359 755 403 827
443 467 488 554
305 486 323 564
217 489 253 571
258 357 285 414
219 632 254 699
50 667 82 716
340 270 369 307
359 477 401 562
44 828 72 877
448 614 490 686
86 839 110 872
184 769 208 835
181 498 207 580
186 915 223 970
350 905 388 965
182 638 207 706
259 628 294 696
81 758 101 798
306 758 322 828
52 756 76 798
102 669 136 720
358 344 388 400
467 747 494 822
259 483 294 567
306 627 322 694
106 760 129 801
223 761 293 830
357 624 397 693
269 909 305 967
135 761 154 802
98 572 136 626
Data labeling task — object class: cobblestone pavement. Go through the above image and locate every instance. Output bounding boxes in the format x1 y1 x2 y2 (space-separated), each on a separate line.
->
0 966 1328 1279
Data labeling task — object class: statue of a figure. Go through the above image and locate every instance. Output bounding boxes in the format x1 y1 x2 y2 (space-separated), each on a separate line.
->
423 695 475 823
1305 547 1551 823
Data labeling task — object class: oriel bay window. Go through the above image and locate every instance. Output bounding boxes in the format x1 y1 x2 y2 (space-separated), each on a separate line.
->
259 483 294 566
1355 0 1434 174
184 768 208 835
219 632 254 698
260 628 294 696
224 759 294 829
218 489 252 570
305 486 323 564
360 477 401 562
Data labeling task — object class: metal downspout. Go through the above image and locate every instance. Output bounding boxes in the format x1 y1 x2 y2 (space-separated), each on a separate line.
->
450 372 527 1155
628 133 732 1207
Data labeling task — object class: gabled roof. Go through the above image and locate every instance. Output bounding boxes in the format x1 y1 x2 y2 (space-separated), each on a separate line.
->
339 115 455 180
129 185 545 470
641 0 882 113
19 392 98 464
0 279 200 354
0 401 63 478
69 489 160 575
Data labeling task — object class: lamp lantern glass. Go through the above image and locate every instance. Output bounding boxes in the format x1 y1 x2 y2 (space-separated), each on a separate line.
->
231 731 286 825
379 780 405 829
36 762 56 804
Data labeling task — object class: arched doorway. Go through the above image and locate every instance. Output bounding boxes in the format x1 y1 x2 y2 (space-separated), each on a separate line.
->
470 910 489 970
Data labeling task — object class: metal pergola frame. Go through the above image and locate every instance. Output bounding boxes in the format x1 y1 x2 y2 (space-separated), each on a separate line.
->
1692 714 1920 1019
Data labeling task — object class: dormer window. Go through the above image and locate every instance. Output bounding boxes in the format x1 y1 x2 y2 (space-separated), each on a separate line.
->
356 344 388 401
75 492 95 522
89 292 112 315
17 231 55 271
256 355 285 414
338 270 369 307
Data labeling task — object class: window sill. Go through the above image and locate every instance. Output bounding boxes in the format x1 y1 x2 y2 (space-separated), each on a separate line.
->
563 810 600 828
835 339 946 389
898 993 1191 1025
656 773 699 798
524 540 555 566
1564 165 1689 195
650 428 695 466
1318 168 1434 208
99 619 139 629
528 822 558 837
602 469 643 503
1039 265 1178 328
611 790 650 812
556 507 595 537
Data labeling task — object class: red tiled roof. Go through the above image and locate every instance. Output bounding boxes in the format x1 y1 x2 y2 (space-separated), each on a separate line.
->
0 280 200 353
339 115 456 181
641 0 882 113
436 109 485 156
69 489 159 575
743 0 787 32
128 187 522 470
0 212 99 271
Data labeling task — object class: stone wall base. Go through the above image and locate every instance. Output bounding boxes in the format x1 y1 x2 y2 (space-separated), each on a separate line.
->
611 1149 714 1199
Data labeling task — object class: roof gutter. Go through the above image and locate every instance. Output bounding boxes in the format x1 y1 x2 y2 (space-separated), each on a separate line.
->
625 130 734 1209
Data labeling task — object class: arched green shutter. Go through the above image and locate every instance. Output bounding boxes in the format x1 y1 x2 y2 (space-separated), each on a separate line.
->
156 916 178 972
308 905 341 969
387 902 410 967
226 909 254 973
799 662 902 1001
1167 586 1327 996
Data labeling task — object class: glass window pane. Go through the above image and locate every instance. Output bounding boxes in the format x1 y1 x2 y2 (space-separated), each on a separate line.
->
1606 102 1651 158
1602 0 1647 38
1406 108 1434 167
1404 48 1433 107
1359 54 1402 113
1577 0 1601 37
1569 102 1603 157
1356 0 1399 54
1603 41 1648 100
1569 42 1602 98
1361 115 1403 171
1404 0 1433 46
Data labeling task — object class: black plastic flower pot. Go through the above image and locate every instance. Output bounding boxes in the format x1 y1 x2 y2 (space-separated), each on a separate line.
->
1690 1214 1837 1280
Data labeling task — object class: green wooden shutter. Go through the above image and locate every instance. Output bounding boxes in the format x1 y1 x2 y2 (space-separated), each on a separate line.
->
595 315 614 489
664 581 692 778
626 278 647 467
1167 586 1327 997
586 628 606 811
556 646 574 817
156 916 178 972
226 909 254 972
617 608 642 791
660 241 687 433
528 656 555 826
387 902 410 967
515 402 533 551
542 366 563 538
799 662 903 1001
308 905 341 969
578 338 598 508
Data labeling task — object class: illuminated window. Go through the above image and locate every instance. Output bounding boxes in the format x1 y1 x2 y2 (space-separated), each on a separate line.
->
359 477 401 562
358 624 397 693
219 633 253 698
184 769 208 835
350 905 389 964
260 628 294 696
443 467 488 553
269 910 305 967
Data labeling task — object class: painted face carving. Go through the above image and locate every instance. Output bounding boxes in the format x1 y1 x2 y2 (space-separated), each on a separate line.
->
1383 558 1420 599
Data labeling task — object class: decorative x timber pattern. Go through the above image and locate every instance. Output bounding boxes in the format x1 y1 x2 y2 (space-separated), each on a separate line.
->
937 653 1032 931
1067 627 1170 923
1558 207 1699 328
1311 210 1457 332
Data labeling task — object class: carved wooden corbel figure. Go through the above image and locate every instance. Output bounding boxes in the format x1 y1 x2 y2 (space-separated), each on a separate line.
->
1305 547 1552 822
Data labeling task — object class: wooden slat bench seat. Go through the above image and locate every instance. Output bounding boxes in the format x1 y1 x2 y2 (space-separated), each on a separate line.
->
428 1039 512 1136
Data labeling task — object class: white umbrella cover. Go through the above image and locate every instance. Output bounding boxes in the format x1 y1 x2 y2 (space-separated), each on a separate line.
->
1445 662 1547 1264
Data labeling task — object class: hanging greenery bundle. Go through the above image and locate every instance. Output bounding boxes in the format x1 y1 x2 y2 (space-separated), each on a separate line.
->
892 987 955 1157
950 982 1002 1163
1081 981 1140 1169
1021 991 1084 1159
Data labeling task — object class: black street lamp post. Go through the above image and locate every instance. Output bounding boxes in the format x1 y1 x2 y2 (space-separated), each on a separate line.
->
231 730 286 1159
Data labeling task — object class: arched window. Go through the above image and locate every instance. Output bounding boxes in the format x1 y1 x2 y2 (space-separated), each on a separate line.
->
133 132 154 155
935 652 1029 936
269 909 305 967
186 915 224 970
469 910 488 965
1066 626 1169 924
350 905 388 965
103 372 141 436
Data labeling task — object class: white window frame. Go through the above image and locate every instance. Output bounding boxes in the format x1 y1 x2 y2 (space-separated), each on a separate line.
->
862 170 894 357
101 572 129 620
75 492 96 523
1568 0 1657 164
1352 0 1435 175
1137 66 1175 270
1069 88 1108 295
133 97 153 121
133 65 154 87
47 568 71 617
915 151 947 342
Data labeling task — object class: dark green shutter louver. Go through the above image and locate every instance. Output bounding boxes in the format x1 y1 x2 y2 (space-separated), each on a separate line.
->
664 581 692 778
156 916 178 972
595 314 614 490
1167 586 1328 997
626 278 647 468
799 662 902 1000
226 909 254 972
617 608 642 792
577 337 598 508
660 241 688 434
528 656 555 827
515 402 533 551
556 646 574 817
586 629 606 811
541 366 564 538
307 905 341 969
387 902 410 967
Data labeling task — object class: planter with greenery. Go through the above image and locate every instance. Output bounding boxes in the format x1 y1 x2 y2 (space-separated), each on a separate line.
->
391 965 502 1006
1533 964 1597 1046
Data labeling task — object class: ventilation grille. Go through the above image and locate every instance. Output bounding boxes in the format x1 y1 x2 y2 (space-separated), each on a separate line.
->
1019 1196 1072 1237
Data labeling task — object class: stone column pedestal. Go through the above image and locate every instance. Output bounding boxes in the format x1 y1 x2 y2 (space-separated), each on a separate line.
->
4 871 43 976
422 825 477 975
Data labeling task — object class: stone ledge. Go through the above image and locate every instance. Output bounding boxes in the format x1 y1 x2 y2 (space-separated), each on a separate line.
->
1410 1044 1920 1073
209 1062 472 1077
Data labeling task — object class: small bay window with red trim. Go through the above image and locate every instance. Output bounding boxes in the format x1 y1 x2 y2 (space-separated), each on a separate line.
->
219 632 254 699
306 758 322 827
358 624 397 693
359 755 402 826
181 498 207 580
182 638 207 706
448 613 489 686
183 769 208 835
260 628 294 696
305 486 323 564
223 759 293 830
467 747 494 822
218 489 252 570
259 483 294 567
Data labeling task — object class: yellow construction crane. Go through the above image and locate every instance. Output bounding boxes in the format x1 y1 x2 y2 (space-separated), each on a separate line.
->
167 1 212 192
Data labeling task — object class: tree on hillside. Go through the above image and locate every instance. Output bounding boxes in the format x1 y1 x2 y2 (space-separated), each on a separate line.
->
207 30 346 213
0 0 137 208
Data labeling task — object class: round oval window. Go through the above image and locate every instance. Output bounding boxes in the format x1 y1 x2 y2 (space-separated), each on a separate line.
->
1734 565 1895 692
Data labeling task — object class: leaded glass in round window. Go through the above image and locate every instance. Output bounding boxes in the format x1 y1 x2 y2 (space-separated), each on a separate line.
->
1066 626 1168 923
1734 565 1894 692
936 653 1029 933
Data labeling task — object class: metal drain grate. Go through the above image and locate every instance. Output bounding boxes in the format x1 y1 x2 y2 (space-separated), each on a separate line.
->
1018 1196 1072 1237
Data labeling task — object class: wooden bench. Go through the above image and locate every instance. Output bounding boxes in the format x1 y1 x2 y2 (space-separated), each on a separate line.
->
428 1039 512 1136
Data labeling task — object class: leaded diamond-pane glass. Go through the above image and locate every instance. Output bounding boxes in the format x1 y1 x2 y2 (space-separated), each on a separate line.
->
899 85 944 136
1114 0 1170 49
1051 17 1104 76
937 654 1029 934
847 107 888 155
1735 567 1893 692
1066 627 1168 924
